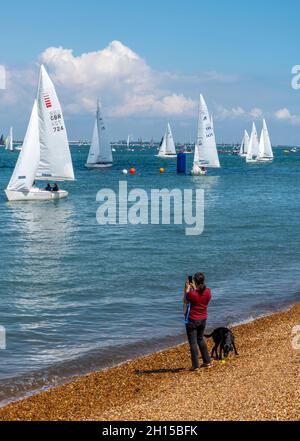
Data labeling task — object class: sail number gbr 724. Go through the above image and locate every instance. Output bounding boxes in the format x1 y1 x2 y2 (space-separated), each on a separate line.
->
50 110 64 133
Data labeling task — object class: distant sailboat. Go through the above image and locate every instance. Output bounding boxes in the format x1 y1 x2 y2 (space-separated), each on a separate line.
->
191 94 220 175
5 65 75 201
127 134 131 149
85 100 113 168
5 127 13 151
257 119 273 162
0 134 5 147
157 123 176 158
246 123 259 163
239 130 250 157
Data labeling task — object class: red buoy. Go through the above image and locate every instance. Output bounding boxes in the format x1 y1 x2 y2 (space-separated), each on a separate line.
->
129 167 136 174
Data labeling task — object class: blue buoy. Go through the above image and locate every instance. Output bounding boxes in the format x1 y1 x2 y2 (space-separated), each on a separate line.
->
177 153 186 173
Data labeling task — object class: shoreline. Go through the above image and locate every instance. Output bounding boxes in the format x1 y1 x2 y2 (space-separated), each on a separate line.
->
0 302 299 420
0 297 297 409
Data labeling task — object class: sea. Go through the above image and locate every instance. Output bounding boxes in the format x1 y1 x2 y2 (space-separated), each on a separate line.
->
0 145 299 405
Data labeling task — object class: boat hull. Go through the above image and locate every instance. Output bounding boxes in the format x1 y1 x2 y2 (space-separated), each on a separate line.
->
85 163 113 168
5 188 68 201
256 157 273 163
156 154 177 158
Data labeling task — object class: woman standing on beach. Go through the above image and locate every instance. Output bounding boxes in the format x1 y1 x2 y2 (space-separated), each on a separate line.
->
184 273 212 370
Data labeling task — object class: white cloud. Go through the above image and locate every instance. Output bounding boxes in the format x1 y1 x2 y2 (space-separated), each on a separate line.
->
39 41 196 117
275 107 300 124
216 105 246 119
250 107 263 119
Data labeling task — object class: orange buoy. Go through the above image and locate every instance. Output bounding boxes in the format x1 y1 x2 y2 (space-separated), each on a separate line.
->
129 167 136 174
159 167 165 173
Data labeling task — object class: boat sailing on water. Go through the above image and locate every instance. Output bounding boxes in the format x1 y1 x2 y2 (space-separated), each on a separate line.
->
191 94 220 175
5 127 13 151
239 130 250 157
257 119 273 162
85 100 113 168
246 122 259 163
157 123 177 158
5 65 75 201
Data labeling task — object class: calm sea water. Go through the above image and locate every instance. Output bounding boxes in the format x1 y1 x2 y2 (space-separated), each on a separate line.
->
0 146 299 404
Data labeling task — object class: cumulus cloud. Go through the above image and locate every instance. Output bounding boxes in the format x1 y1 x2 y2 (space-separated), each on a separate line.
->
216 105 265 121
216 105 246 119
250 107 263 119
39 41 196 117
275 107 300 124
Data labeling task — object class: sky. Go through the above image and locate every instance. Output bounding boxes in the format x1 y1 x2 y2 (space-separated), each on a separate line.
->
1 0 300 143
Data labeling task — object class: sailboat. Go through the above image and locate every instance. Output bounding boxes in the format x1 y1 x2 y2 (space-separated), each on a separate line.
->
5 127 13 151
257 119 273 162
157 123 177 158
191 94 220 175
239 130 250 157
127 134 131 149
5 65 75 201
246 122 259 163
85 100 113 168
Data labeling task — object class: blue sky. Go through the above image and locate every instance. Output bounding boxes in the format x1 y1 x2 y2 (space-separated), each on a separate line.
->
1 0 300 143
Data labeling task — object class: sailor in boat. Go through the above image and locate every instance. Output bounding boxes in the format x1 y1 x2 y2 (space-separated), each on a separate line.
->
200 167 207 175
45 183 52 191
52 183 59 192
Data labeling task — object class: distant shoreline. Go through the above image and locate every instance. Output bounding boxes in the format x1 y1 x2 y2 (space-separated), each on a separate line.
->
0 302 299 421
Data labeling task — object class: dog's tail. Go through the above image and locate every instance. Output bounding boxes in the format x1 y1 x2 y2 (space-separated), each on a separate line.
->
204 332 214 338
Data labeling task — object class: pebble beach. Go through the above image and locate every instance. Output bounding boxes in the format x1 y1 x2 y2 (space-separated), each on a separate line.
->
0 303 299 421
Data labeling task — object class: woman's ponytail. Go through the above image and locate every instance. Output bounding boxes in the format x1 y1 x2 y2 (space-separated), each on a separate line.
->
194 272 206 294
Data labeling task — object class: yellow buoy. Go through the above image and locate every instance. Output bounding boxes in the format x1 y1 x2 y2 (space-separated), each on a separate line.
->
159 167 165 174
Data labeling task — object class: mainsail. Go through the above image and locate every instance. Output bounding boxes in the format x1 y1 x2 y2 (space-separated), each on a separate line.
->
192 94 220 169
239 130 250 156
5 127 13 151
36 65 74 181
246 123 259 161
258 119 273 159
86 100 112 165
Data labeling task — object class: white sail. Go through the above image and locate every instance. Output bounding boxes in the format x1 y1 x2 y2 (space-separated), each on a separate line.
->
6 101 40 192
86 100 112 165
127 134 131 148
165 123 176 154
239 130 250 156
210 115 214 131
193 94 220 168
5 127 13 151
158 123 176 156
86 121 99 164
258 119 273 159
246 123 259 160
36 65 74 181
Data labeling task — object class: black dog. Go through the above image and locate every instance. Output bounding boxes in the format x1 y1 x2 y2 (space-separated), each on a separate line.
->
205 327 239 360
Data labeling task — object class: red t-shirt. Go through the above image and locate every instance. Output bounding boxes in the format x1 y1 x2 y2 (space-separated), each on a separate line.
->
186 287 211 320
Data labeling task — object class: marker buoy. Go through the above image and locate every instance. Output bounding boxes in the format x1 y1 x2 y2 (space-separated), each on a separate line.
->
122 169 128 175
129 167 136 174
159 167 165 174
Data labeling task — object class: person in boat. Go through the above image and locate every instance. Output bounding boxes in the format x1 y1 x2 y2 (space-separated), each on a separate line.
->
201 167 206 174
52 183 59 192
45 183 52 191
183 272 212 370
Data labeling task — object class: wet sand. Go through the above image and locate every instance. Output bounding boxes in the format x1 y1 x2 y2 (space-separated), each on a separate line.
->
0 303 299 421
